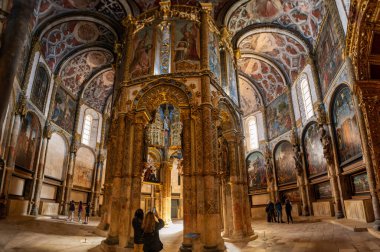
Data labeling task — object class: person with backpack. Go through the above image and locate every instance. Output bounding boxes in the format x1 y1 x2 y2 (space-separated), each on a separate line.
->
142 209 164 252
132 209 144 252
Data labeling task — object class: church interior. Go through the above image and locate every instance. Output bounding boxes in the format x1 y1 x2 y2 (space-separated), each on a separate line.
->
0 0 380 251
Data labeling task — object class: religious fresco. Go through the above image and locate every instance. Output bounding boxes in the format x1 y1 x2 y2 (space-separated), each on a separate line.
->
83 70 115 112
227 0 325 45
239 77 262 116
303 123 327 177
130 27 154 79
143 153 161 183
246 152 267 191
266 94 291 140
238 57 285 105
314 181 332 199
351 173 370 194
173 20 200 72
36 0 127 23
51 87 77 134
275 141 297 185
208 31 221 82
316 15 344 96
60 50 113 97
31 66 50 112
15 113 41 171
41 20 116 70
280 189 300 203
44 133 66 180
239 32 308 82
225 52 238 104
332 87 362 165
73 147 95 189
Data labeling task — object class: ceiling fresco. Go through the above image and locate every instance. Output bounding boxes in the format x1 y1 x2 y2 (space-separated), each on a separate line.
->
238 57 286 105
60 49 114 97
36 0 128 24
227 0 325 45
41 20 116 70
83 70 115 112
239 32 308 82
239 77 262 116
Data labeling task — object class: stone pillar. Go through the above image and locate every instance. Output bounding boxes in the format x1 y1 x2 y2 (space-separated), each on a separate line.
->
30 123 52 215
93 154 104 216
0 0 35 125
292 143 309 216
264 145 275 202
162 161 172 225
63 145 77 215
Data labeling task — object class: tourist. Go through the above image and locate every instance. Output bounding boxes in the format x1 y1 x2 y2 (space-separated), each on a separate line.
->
68 200 75 222
275 199 284 223
132 208 144 252
78 201 83 223
84 202 91 224
265 200 275 222
142 209 164 252
285 199 293 224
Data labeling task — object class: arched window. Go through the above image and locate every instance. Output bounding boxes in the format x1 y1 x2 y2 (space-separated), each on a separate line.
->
248 117 258 150
300 78 314 120
82 115 92 145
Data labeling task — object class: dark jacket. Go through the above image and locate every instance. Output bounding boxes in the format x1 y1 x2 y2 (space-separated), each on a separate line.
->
133 217 144 244
85 205 91 215
266 202 275 213
285 202 292 213
69 202 75 211
275 202 282 211
143 218 165 252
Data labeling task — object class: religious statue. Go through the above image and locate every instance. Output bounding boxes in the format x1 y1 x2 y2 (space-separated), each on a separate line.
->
264 145 274 183
319 126 333 165
293 144 303 176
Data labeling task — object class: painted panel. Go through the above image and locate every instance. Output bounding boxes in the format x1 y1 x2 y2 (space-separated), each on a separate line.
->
247 152 266 191
275 141 296 185
9 176 25 196
239 78 262 116
316 14 344 96
208 31 221 82
280 189 300 203
143 153 160 183
314 181 332 199
15 113 41 170
51 87 77 134
130 27 154 79
73 147 95 189
45 133 67 180
225 52 238 104
173 20 200 72
31 66 50 112
266 94 291 140
41 183 57 200
351 173 370 194
304 123 327 177
83 70 114 112
332 87 362 164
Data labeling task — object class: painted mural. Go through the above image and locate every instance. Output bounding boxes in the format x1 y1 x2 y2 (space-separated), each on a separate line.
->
226 52 238 104
15 113 41 170
208 32 221 82
266 94 291 140
44 133 66 180
239 32 308 82
228 0 325 45
73 147 95 189
314 181 332 199
280 189 300 203
41 20 115 70
316 15 344 96
60 50 113 97
247 152 266 191
275 141 297 185
130 27 154 79
143 153 161 183
83 70 115 112
238 57 285 105
351 173 370 194
332 87 362 164
31 66 50 112
304 123 327 177
173 20 200 72
16 34 31 82
239 78 262 116
51 87 77 133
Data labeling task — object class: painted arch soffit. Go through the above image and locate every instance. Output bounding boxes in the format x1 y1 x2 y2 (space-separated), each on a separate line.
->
238 30 309 83
59 48 114 98
226 0 326 46
238 55 287 105
82 69 115 113
40 19 117 71
238 76 263 116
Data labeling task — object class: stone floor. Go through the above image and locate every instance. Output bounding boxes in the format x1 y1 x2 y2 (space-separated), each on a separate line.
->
1 216 380 252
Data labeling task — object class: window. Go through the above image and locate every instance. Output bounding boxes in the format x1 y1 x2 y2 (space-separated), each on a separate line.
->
248 117 258 150
300 78 314 120
82 115 92 145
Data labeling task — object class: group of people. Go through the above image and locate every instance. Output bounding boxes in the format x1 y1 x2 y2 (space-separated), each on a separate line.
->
266 198 294 224
132 208 165 252
67 200 91 224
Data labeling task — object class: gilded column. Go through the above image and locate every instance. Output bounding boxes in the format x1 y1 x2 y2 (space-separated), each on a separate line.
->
162 161 173 225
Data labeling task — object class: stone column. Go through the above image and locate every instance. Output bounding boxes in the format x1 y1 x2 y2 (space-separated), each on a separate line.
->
63 144 77 215
162 161 173 225
264 145 275 202
292 143 309 216
93 154 104 216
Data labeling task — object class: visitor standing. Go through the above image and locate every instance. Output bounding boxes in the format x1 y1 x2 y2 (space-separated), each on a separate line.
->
78 201 83 223
285 199 293 224
142 209 164 252
132 209 144 252
265 200 275 222
68 200 75 222
84 202 91 224
275 199 284 223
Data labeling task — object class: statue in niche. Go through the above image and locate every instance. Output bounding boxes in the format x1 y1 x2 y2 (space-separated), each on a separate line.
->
264 145 274 183
320 126 333 166
293 144 303 176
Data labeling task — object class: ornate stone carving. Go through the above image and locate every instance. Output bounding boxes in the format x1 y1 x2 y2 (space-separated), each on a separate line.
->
319 126 334 166
15 92 27 117
292 144 303 176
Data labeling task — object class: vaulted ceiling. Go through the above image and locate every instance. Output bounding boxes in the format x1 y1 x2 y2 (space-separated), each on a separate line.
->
32 0 328 113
